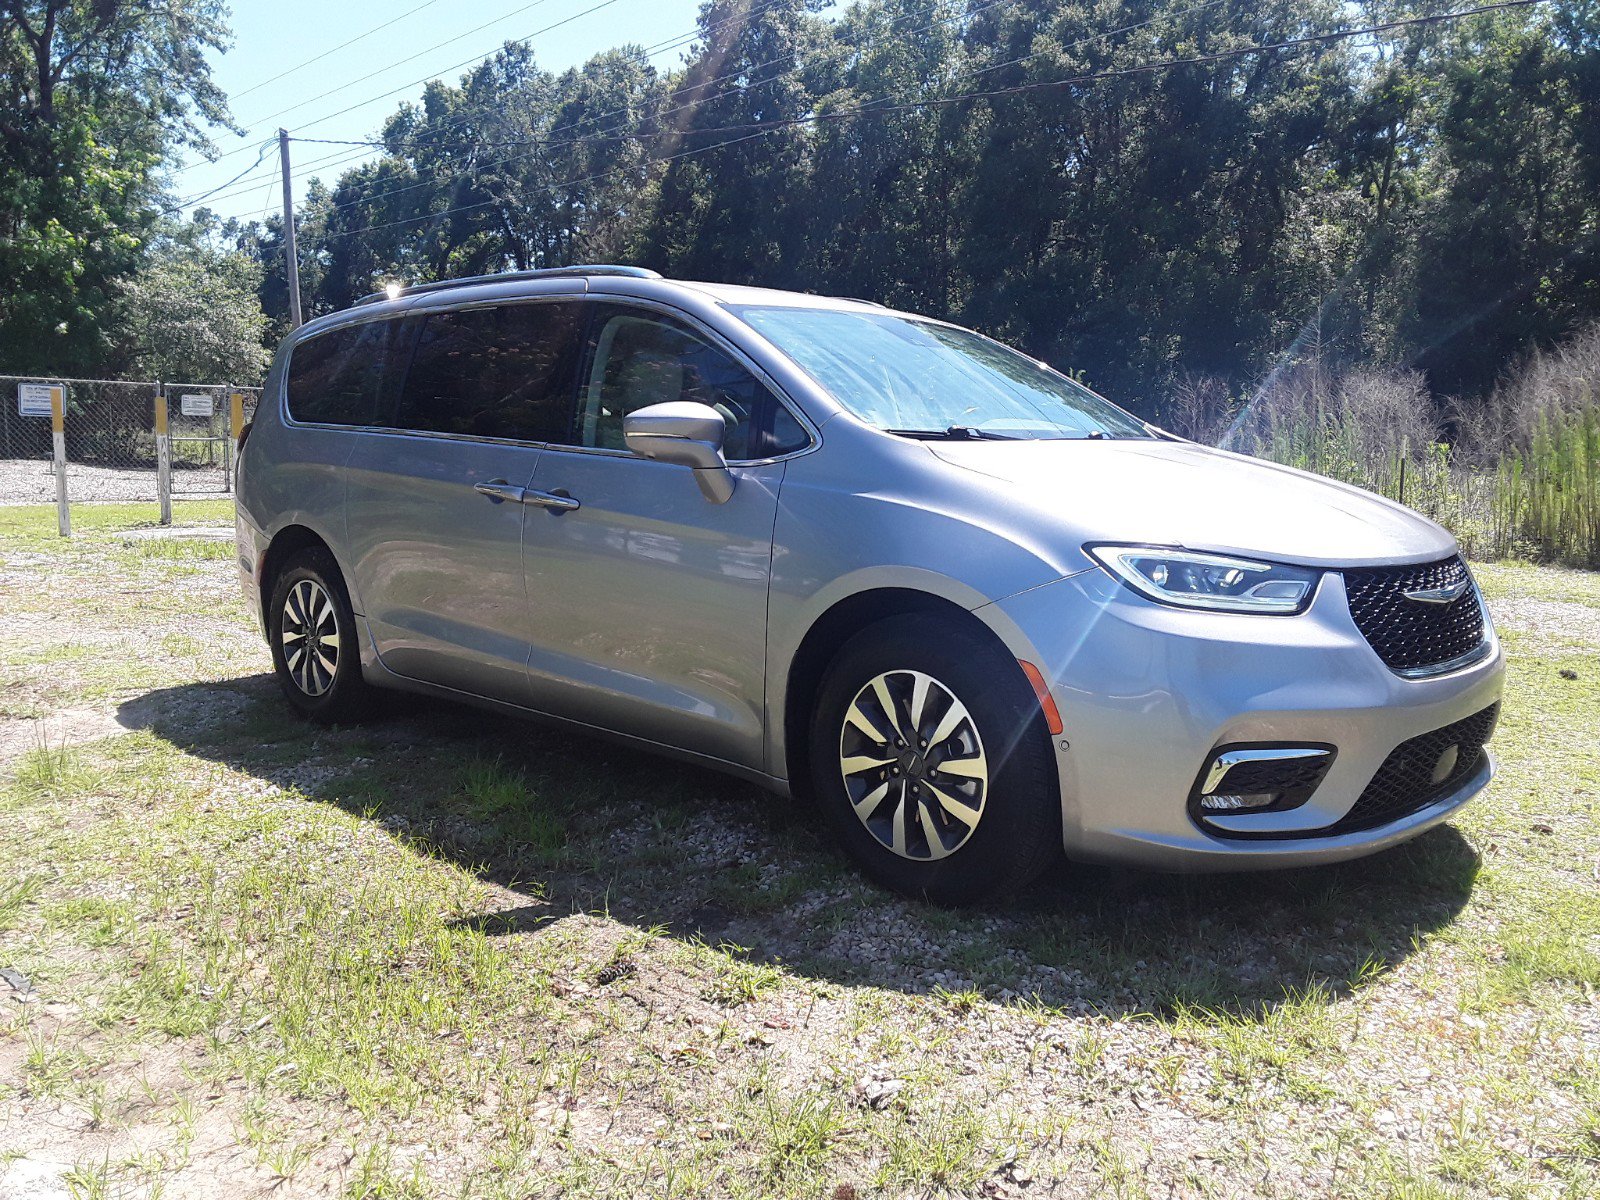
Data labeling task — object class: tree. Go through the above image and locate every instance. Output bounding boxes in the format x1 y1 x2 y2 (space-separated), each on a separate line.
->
118 217 269 384
0 1 233 374
641 0 828 284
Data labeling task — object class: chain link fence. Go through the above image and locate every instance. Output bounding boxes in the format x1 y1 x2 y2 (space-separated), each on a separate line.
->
1 375 261 508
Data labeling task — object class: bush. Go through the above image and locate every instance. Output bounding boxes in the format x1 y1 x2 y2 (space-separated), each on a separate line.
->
1192 323 1600 568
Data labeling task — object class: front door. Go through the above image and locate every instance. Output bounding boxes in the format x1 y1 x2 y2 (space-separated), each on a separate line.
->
520 303 797 769
345 298 584 703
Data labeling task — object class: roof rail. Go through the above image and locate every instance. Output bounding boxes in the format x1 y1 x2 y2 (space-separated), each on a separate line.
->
353 264 663 307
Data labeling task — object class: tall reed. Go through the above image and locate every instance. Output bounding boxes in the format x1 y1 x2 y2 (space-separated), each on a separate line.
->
1166 323 1600 569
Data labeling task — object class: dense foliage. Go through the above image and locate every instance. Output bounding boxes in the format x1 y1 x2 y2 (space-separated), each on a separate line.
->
3 0 1598 448
0 0 241 378
221 0 1600 411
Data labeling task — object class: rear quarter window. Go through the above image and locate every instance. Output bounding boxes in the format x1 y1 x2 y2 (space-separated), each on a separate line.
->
285 318 408 426
395 302 584 442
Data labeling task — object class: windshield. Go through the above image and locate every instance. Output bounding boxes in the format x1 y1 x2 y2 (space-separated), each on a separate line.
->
732 305 1152 440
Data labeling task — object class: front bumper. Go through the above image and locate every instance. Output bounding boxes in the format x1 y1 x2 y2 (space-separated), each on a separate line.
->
983 565 1505 871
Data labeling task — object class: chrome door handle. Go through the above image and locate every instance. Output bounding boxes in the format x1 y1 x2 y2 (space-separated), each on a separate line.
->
474 480 526 504
523 488 580 512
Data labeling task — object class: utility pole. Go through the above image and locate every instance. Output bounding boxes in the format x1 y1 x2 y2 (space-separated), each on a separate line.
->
279 128 304 328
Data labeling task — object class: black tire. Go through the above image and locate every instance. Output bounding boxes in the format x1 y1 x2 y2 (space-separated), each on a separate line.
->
268 546 372 724
807 614 1060 905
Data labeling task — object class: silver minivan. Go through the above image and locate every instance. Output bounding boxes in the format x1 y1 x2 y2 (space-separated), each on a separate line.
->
235 265 1504 903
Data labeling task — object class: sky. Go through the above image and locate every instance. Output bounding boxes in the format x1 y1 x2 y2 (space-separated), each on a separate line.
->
173 0 709 225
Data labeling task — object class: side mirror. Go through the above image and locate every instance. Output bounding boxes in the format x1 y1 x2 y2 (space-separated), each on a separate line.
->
623 401 735 503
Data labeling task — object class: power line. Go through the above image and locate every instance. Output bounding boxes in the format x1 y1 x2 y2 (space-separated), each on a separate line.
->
306 0 1212 221
290 0 809 155
189 0 807 215
229 0 449 102
241 0 569 131
311 0 1544 246
178 0 571 176
302 0 1014 219
169 139 276 210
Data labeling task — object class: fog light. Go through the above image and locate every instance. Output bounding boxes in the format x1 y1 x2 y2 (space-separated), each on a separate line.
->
1199 792 1278 812
1190 745 1335 829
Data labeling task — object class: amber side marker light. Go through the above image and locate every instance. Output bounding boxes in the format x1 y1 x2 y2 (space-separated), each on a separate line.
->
1017 660 1065 736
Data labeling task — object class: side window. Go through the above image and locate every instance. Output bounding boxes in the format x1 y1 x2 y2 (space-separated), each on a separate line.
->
578 308 787 460
767 401 810 456
285 318 405 426
395 302 583 441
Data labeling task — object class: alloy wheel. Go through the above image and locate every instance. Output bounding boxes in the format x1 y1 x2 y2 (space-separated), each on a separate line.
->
281 578 340 697
837 669 988 860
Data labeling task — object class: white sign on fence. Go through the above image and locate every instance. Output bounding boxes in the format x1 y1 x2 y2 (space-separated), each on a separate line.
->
18 382 56 416
179 393 214 417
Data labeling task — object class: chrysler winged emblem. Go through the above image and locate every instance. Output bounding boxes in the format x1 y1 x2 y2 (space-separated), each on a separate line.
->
1403 578 1471 605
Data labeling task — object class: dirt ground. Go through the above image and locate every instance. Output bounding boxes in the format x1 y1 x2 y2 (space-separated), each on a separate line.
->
1 503 1596 1198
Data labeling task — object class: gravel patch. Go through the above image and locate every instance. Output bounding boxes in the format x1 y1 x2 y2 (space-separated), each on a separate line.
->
1488 595 1600 647
0 457 231 505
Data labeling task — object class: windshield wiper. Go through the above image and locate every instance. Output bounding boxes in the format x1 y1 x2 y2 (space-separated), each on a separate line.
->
888 425 1021 441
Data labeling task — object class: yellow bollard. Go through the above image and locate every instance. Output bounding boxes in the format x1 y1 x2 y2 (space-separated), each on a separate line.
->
155 393 172 526
50 386 68 538
226 392 245 494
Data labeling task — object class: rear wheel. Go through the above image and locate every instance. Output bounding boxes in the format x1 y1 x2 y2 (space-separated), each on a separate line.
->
808 614 1060 904
268 547 371 724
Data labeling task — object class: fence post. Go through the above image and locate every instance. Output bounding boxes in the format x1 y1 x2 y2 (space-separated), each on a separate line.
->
155 390 172 526
226 391 245 494
51 385 70 538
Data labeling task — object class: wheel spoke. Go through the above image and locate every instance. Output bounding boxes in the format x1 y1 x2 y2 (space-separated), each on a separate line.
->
908 673 932 735
839 669 986 863
917 801 951 860
852 780 890 817
936 751 988 781
841 754 894 777
280 578 339 698
926 701 966 748
924 780 980 827
844 697 892 745
889 783 909 857
870 676 902 740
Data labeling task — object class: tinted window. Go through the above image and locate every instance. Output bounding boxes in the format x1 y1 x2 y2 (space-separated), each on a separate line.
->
768 402 809 456
395 302 583 441
285 318 406 426
578 308 793 459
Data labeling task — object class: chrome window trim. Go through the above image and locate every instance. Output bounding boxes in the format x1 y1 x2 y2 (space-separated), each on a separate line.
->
569 294 822 463
277 291 821 466
278 306 419 431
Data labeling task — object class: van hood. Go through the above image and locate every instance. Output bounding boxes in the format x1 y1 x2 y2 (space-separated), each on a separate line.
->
926 437 1456 569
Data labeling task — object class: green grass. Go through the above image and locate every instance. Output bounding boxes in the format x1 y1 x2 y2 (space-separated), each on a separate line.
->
1 507 1598 1197
0 499 233 543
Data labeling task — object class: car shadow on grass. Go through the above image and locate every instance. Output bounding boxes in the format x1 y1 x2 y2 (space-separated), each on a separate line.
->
116 677 1481 1021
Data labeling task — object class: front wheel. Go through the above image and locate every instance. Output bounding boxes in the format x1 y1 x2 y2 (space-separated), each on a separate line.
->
808 614 1060 905
268 547 372 724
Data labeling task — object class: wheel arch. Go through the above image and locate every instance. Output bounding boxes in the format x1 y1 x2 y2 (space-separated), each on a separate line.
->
779 586 1055 801
258 523 343 632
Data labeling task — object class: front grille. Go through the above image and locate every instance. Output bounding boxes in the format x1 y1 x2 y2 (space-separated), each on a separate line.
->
1328 703 1500 834
1343 556 1487 674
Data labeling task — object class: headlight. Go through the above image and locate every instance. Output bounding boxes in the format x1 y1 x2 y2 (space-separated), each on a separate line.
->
1086 545 1320 614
